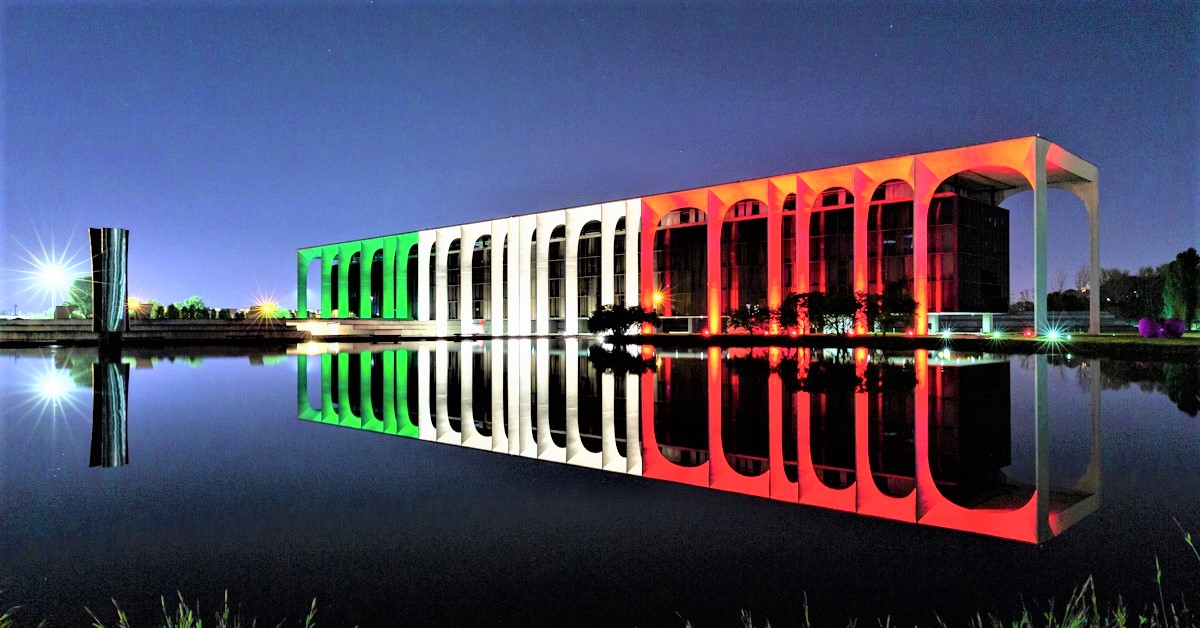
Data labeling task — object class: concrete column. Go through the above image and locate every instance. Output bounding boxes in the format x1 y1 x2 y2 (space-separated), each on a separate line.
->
1034 354 1052 540
982 313 994 333
767 186 783 312
416 233 434 322
359 245 374 319
490 221 507 335
852 177 871 334
1063 180 1103 334
625 371 641 475
639 205 657 316
435 341 453 443
461 343 489 448
913 159 935 335
706 193 724 334
336 243 357 319
491 339 507 451
625 200 641 309
795 179 812 304
320 248 335 319
507 338 522 454
1033 143 1050 335
296 252 310 317
600 204 618 308
535 217 553 335
460 229 475 335
600 371 620 471
416 347 433 439
518 216 536 336
564 215 581 335
435 232 450 336
518 338 535 457
382 238 397 319
507 217 522 335
89 360 129 468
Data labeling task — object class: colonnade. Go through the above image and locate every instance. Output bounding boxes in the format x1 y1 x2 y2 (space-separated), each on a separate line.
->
298 137 1099 336
296 340 1101 543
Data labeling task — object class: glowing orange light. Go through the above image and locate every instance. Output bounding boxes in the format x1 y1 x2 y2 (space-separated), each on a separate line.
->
789 330 799 338
651 289 665 308
1022 328 1035 338
906 330 915 337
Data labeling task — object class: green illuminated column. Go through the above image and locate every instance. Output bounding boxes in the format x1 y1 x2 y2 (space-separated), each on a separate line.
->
321 248 335 319
382 238 397 319
337 243 358 318
395 349 417 437
395 233 418 320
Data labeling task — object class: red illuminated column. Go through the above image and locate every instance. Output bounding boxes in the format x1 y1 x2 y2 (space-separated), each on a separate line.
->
707 192 723 334
639 206 657 317
767 185 783 312
913 158 938 335
852 174 871 334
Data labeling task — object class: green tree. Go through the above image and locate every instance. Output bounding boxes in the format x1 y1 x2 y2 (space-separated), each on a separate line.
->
1163 247 1199 330
587 304 659 336
62 277 93 318
165 303 180 319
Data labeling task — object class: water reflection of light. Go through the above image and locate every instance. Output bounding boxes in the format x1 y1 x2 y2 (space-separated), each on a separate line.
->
38 368 74 400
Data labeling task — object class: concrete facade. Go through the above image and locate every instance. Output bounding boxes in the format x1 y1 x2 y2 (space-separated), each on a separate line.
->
298 136 1099 335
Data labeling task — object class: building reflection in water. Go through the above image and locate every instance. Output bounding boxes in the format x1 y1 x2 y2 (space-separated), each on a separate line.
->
295 340 1100 543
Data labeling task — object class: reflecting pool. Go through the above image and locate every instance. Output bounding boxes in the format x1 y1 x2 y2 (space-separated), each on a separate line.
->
2 342 1198 626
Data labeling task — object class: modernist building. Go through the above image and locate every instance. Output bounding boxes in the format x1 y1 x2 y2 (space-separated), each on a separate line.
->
297 136 1100 335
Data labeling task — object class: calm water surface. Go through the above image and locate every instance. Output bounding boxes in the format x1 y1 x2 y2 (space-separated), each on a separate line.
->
1 341 1198 626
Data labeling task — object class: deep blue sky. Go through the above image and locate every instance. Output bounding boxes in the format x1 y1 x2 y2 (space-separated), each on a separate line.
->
2 1 1197 310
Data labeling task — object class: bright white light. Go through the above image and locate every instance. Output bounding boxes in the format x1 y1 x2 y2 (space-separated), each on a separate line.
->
37 368 75 401
9 232 88 311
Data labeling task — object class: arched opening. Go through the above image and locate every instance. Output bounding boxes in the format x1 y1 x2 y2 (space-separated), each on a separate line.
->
578 221 602 316
867 180 915 302
305 256 320 318
427 249 435 319
549 225 566 330
721 354 770 476
447 239 461 320
808 355 856 488
347 252 362 318
548 350 566 448
654 355 709 467
866 358 916 497
653 207 707 318
720 199 768 312
781 193 797 294
500 234 508 326
1002 187 1092 328
472 345 492 436
330 254 343 318
577 352 604 454
928 359 1024 508
923 171 1019 328
529 228 538 328
405 350 421 424
809 188 854 295
472 235 491 320
368 352 384 422
613 217 627 306
404 243 419 319
369 249 384 318
446 348 461 432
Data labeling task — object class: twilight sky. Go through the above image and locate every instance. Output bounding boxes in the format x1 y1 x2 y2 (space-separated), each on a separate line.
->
2 1 1197 311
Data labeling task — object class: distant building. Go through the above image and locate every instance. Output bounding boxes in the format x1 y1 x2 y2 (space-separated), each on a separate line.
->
297 136 1099 335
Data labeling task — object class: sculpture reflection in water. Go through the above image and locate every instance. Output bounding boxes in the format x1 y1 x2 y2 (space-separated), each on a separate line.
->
89 360 130 468
295 340 1100 543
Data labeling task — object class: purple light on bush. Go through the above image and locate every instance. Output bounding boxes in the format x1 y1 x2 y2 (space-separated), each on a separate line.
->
1162 318 1186 338
1138 317 1163 338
